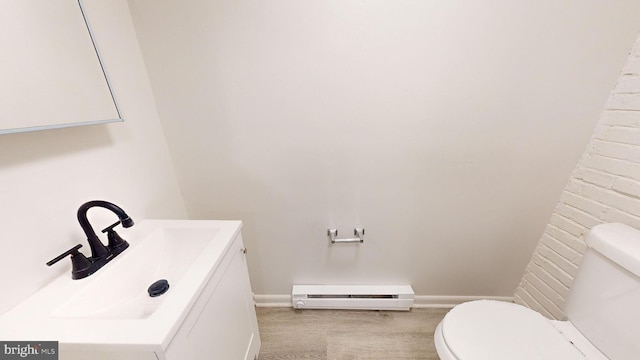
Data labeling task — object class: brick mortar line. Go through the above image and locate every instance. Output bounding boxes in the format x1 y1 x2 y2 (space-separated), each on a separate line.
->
556 202 602 226
547 223 586 250
560 187 640 220
521 278 563 318
539 243 578 277
516 286 553 318
542 230 582 259
533 253 574 286
528 266 566 300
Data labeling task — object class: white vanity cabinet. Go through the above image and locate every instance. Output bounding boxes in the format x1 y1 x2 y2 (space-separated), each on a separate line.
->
67 230 262 360
0 220 260 360
160 233 261 360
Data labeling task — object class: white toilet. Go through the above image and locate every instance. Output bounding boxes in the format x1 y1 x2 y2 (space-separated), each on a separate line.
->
434 223 640 360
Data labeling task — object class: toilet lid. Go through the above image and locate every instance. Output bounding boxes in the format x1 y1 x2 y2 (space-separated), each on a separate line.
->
441 300 585 360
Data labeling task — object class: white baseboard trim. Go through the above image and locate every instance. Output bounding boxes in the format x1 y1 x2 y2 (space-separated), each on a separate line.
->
412 295 514 308
254 294 514 308
254 294 292 308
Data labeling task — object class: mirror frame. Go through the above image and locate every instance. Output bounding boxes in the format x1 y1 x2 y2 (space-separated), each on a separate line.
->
0 0 122 135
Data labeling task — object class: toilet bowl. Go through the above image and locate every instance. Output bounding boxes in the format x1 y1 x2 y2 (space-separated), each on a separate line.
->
434 300 606 360
434 223 640 360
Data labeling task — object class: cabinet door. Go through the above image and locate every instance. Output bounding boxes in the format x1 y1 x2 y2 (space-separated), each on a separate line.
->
165 235 260 360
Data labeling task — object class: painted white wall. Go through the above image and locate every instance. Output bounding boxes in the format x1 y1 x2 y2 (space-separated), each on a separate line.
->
0 0 187 315
128 0 640 301
515 34 640 320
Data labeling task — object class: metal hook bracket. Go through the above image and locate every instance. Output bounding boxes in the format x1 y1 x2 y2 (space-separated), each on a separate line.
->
328 227 365 244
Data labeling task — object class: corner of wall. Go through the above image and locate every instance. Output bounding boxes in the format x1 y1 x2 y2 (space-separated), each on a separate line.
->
514 32 640 319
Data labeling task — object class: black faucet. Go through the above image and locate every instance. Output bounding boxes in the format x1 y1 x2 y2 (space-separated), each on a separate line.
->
47 200 134 279
77 200 134 259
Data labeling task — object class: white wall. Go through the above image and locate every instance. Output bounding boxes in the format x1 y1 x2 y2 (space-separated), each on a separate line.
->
515 34 640 320
0 0 186 315
128 0 640 302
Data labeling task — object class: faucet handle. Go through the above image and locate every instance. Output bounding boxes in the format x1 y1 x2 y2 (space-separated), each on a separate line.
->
47 244 93 279
47 244 92 269
47 244 84 266
101 221 122 233
101 221 130 253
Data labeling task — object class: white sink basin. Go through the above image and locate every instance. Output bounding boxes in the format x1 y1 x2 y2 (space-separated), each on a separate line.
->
0 219 242 352
54 226 218 319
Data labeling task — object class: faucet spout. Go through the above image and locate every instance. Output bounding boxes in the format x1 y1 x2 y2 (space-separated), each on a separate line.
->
77 200 134 259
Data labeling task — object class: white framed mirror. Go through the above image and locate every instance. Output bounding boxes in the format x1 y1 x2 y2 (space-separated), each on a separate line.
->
0 0 121 135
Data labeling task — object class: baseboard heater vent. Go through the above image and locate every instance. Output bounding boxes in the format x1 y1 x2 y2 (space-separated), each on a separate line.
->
292 285 414 311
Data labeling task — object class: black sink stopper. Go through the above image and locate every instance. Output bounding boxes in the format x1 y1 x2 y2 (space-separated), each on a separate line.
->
148 279 170 297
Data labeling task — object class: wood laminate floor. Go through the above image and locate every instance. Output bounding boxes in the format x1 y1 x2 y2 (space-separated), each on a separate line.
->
256 307 449 360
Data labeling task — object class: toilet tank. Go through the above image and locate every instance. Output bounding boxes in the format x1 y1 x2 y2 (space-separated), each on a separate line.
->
564 223 640 360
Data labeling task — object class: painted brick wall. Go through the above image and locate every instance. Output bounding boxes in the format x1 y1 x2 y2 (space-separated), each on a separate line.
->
514 34 640 319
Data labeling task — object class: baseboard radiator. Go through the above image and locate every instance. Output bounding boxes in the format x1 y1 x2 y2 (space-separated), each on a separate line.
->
291 285 414 311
